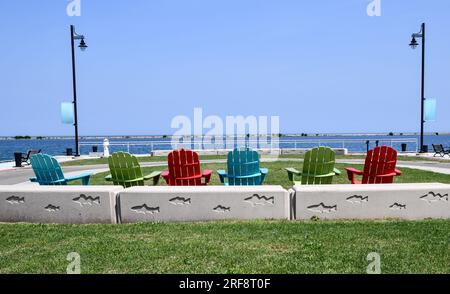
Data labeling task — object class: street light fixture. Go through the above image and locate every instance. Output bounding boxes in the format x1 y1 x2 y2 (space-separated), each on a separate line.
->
78 38 88 51
409 23 426 153
70 25 87 157
409 37 418 49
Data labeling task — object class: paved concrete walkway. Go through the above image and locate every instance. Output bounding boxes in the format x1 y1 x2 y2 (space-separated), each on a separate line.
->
1 158 450 186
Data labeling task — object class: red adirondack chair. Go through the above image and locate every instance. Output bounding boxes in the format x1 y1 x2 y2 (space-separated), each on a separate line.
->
346 146 402 184
161 149 213 186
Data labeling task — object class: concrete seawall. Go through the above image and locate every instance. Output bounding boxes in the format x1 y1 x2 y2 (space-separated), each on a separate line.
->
1 183 449 224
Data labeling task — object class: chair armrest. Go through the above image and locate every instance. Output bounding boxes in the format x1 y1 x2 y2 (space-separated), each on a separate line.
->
233 173 262 179
217 170 227 176
373 169 402 178
202 169 213 185
285 167 301 175
105 175 143 183
375 172 399 178
309 172 339 178
259 168 268 185
285 167 301 182
66 172 92 181
143 171 162 185
217 170 227 184
260 168 268 175
345 167 363 184
202 169 213 176
65 172 92 186
333 168 341 175
345 167 363 175
161 171 170 184
143 171 162 180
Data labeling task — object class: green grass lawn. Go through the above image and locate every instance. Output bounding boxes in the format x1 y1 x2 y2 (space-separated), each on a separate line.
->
0 220 448 273
84 161 450 189
28 158 450 274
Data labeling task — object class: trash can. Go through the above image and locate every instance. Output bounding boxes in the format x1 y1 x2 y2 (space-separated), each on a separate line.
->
401 143 407 152
422 145 429 153
92 146 98 153
14 152 23 168
66 148 73 156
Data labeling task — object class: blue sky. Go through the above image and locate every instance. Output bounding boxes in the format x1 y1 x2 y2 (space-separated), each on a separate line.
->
0 0 449 136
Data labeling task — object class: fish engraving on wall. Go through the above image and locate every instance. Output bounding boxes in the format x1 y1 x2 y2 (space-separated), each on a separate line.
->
244 194 274 207
213 205 231 213
72 194 100 207
346 195 369 204
420 192 449 204
169 197 191 206
389 203 406 210
45 204 60 212
6 196 25 204
307 203 337 214
131 204 160 215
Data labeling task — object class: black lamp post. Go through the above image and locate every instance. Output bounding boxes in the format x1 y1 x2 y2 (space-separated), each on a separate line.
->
70 25 88 157
409 23 426 153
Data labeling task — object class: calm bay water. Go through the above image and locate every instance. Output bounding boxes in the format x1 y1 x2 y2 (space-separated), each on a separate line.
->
0 135 448 162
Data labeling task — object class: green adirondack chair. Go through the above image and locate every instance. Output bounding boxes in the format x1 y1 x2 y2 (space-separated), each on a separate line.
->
30 153 91 185
105 152 161 187
285 147 341 185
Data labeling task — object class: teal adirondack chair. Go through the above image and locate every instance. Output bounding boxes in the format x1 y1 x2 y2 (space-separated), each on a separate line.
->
217 148 268 186
30 154 91 185
105 152 161 187
285 147 341 185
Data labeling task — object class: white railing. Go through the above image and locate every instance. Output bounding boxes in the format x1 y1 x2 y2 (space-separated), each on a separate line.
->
79 138 418 154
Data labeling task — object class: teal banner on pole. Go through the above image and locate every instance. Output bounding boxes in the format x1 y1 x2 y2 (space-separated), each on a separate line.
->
425 99 437 122
61 102 74 124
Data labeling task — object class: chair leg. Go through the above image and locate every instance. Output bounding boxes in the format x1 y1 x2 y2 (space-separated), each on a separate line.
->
82 176 91 186
287 171 294 182
260 173 267 185
218 174 225 184
346 170 356 184
152 174 161 186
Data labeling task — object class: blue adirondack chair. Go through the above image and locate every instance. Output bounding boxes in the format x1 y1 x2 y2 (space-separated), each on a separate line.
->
217 148 268 185
30 154 91 185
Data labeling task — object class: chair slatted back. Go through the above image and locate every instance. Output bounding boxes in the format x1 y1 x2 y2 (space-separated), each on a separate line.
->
24 149 41 161
362 146 398 184
227 148 261 186
30 154 66 185
167 149 202 186
433 144 444 153
301 147 336 185
108 152 144 187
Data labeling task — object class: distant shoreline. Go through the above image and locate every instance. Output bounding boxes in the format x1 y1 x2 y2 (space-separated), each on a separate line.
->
0 132 448 140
